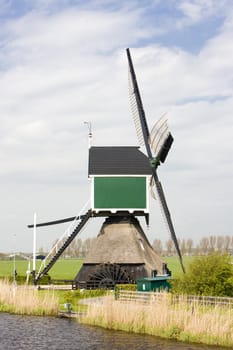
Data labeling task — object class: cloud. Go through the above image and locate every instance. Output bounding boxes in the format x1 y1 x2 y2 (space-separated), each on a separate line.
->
176 0 228 27
0 2 232 252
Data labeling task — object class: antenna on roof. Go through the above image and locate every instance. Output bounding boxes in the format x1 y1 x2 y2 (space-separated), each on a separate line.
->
84 121 92 149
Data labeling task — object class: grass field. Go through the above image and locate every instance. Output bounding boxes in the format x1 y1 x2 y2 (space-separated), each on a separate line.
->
164 256 196 277
0 258 83 281
0 256 195 281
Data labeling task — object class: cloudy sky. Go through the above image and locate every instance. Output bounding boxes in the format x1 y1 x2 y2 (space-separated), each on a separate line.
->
0 0 232 254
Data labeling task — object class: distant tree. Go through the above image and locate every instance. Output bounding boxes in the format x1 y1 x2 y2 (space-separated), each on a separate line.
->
38 246 45 254
199 237 209 255
82 238 96 257
194 244 200 256
166 239 173 256
223 235 231 253
171 238 177 255
186 238 193 255
172 254 233 297
180 239 186 255
231 236 233 251
152 239 163 255
73 238 83 257
209 235 216 253
216 236 224 252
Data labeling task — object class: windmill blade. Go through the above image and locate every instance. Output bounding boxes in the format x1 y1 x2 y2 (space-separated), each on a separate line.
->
27 215 78 228
127 48 151 156
149 114 174 164
152 170 186 273
127 48 184 273
149 114 169 155
157 133 174 164
149 175 156 199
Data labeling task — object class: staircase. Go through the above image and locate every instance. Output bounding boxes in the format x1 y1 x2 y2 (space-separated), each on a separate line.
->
35 209 92 284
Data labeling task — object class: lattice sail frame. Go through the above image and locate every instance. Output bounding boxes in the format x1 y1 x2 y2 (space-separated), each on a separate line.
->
128 66 149 147
128 66 171 160
149 114 169 157
127 48 186 274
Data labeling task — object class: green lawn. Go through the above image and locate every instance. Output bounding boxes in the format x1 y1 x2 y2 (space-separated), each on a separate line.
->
0 256 192 281
0 260 29 278
0 259 83 281
164 255 195 278
48 259 83 280
0 255 230 282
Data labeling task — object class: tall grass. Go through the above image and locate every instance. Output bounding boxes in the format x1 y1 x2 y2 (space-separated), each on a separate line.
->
0 280 59 316
81 293 233 347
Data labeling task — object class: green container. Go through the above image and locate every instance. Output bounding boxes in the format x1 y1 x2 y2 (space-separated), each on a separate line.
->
137 276 172 292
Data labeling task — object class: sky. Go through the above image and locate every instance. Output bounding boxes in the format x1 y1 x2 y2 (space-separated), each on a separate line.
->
0 0 233 254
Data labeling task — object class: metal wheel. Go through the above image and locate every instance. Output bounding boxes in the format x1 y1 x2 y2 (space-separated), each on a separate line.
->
86 263 131 289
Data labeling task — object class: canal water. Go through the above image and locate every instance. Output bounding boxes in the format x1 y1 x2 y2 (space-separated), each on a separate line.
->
0 313 228 350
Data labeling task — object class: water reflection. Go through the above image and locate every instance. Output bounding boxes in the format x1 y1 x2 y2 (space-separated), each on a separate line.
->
0 313 228 350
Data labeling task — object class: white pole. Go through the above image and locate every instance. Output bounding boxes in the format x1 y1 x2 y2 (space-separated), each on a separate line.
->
26 259 31 284
84 121 92 149
13 234 17 285
33 213 37 272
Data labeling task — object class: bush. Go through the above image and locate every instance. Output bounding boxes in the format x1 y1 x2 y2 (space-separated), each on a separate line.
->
115 284 137 291
63 289 108 304
172 254 233 297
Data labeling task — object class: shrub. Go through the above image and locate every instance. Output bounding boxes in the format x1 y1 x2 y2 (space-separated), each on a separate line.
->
115 284 137 291
172 254 233 296
63 288 108 304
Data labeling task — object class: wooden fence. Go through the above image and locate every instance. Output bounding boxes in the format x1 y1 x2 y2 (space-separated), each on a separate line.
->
116 290 233 307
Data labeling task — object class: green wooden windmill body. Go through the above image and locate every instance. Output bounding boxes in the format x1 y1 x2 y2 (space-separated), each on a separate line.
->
89 146 151 215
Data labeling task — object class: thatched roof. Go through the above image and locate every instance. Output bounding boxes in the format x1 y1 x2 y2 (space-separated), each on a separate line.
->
84 216 165 274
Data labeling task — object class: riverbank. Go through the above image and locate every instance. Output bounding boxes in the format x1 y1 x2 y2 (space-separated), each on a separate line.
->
80 293 233 348
1 280 232 348
0 280 106 316
0 280 59 316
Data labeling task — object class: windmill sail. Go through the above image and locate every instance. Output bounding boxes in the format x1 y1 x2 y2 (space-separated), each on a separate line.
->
153 172 186 273
127 48 151 156
150 114 169 155
126 48 185 273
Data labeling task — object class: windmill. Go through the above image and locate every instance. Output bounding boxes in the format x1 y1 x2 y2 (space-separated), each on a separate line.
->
28 48 185 287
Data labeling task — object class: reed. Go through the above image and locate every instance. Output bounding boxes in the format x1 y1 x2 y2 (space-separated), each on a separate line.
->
80 293 233 347
0 279 59 316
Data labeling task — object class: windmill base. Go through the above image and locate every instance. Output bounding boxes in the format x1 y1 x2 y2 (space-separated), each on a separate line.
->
74 215 171 289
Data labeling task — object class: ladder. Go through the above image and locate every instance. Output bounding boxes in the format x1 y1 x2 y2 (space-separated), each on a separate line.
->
34 209 92 284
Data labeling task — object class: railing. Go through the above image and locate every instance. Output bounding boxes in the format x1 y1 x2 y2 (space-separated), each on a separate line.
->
116 290 233 307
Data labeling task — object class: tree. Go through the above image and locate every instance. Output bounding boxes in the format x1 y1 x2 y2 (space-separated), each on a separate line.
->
216 236 224 252
231 236 233 250
152 239 163 255
166 239 173 256
180 239 186 255
82 238 95 257
199 237 209 255
194 244 200 256
172 254 233 297
223 235 231 253
73 238 83 257
186 238 193 255
209 235 216 253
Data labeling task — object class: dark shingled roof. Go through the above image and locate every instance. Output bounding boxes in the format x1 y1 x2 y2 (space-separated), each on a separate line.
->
89 146 152 175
